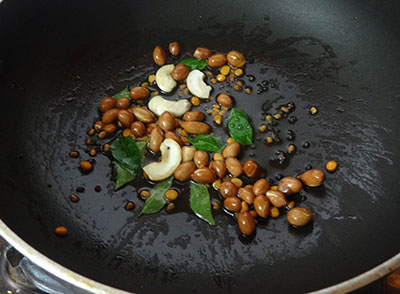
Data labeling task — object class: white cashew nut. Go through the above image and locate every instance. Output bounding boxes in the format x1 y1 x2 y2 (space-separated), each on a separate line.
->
186 70 212 99
143 139 182 181
148 95 191 117
155 64 177 93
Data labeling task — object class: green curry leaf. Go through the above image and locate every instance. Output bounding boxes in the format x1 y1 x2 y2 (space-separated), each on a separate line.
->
140 177 173 215
227 108 253 145
179 58 207 71
188 134 223 152
190 182 215 225
112 87 130 100
110 137 144 190
112 161 136 190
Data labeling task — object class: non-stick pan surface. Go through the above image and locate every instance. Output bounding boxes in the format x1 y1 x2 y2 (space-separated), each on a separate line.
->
0 0 399 293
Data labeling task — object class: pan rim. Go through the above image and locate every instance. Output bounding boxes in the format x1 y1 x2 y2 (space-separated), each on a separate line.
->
0 219 398 294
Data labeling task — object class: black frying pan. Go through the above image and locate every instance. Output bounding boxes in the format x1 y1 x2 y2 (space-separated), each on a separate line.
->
0 0 399 293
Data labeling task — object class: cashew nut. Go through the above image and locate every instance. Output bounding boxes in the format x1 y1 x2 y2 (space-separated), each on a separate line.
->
155 64 177 93
186 70 212 99
143 139 182 181
148 95 191 117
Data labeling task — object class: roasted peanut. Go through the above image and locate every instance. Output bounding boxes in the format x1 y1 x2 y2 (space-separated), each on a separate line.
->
158 111 176 131
117 109 134 127
132 107 155 123
182 146 196 161
212 160 226 178
227 50 245 67
153 45 166 66
171 64 189 81
191 167 216 183
165 131 184 146
100 97 117 113
102 108 119 124
253 179 270 196
222 141 240 158
238 212 256 236
104 123 116 133
287 207 313 226
225 157 243 177
266 190 287 208
183 111 205 121
168 42 181 56
130 121 146 137
94 121 104 131
224 197 242 212
129 87 150 100
116 97 130 109
216 93 233 107
193 47 212 60
297 169 325 187
278 177 303 195
207 53 227 68
174 161 196 181
149 127 164 152
219 181 238 198
254 195 270 218
243 159 261 178
193 150 209 168
180 121 210 134
238 187 255 205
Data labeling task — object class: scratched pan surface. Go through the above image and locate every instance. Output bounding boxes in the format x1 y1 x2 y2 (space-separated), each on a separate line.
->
0 0 400 293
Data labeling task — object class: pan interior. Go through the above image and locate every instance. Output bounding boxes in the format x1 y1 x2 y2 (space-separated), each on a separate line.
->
0 0 400 293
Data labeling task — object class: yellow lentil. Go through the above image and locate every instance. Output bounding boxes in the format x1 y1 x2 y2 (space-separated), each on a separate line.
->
266 137 273 144
148 74 156 83
227 137 235 144
259 125 267 132
310 106 318 115
274 113 282 120
213 179 221 190
191 96 200 106
220 65 231 75
288 144 296 153
266 115 273 121
165 190 178 201
179 84 187 89
245 87 252 94
122 129 131 137
287 201 295 210
234 68 244 77
271 185 278 191
216 74 226 82
270 207 280 218
151 91 159 96
231 178 243 188
141 82 149 87
241 201 249 212
210 78 217 84
326 160 338 172
281 106 289 113
214 115 222 125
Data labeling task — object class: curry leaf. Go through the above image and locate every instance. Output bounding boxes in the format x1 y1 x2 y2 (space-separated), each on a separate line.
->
112 87 130 100
112 161 136 190
179 58 207 71
140 177 173 215
110 137 144 190
188 134 223 152
190 182 215 225
227 108 253 145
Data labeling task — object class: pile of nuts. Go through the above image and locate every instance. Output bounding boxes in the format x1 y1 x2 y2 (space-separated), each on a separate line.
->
66 42 338 238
